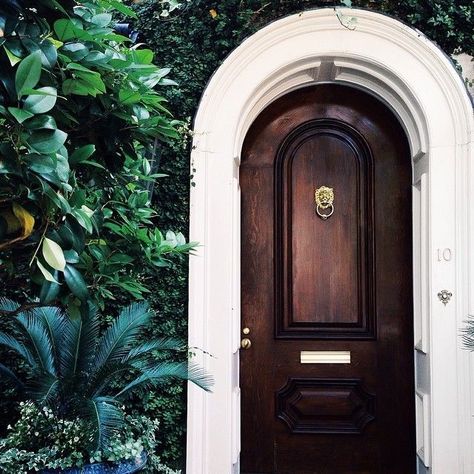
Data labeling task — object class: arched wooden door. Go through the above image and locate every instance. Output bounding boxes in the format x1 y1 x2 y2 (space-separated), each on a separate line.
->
240 84 416 473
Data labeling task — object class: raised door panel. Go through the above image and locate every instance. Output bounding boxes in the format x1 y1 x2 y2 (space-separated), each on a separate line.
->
275 121 375 339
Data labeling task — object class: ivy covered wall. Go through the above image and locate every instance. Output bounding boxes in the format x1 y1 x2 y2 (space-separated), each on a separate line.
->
129 0 472 468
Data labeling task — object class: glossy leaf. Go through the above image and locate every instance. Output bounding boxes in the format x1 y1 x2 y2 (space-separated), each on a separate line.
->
3 45 21 66
101 0 137 18
42 237 66 271
26 129 67 154
8 107 34 123
37 259 60 284
24 115 58 130
69 144 96 164
91 13 112 27
25 153 57 174
70 208 93 233
64 264 89 300
15 50 42 98
24 87 58 114
54 19 77 41
39 277 61 304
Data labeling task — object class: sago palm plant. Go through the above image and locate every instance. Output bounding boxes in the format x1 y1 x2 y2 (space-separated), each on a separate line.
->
0 299 212 451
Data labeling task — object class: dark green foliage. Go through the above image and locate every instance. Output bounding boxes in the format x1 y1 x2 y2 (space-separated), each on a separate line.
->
0 298 212 462
0 0 195 311
128 0 472 467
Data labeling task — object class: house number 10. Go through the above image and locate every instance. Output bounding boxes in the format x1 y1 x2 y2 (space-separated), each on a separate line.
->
437 248 452 262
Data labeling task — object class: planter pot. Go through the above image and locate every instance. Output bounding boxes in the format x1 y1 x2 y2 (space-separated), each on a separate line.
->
40 451 147 474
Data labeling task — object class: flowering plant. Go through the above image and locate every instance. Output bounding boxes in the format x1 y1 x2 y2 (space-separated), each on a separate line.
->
0 402 179 473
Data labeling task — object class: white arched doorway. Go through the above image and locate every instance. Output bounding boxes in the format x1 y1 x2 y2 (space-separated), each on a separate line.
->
187 8 474 473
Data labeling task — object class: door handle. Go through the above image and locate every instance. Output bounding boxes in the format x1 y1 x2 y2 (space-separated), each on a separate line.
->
241 338 252 350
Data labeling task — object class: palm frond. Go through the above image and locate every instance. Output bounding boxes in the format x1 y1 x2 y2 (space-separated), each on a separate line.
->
89 363 135 398
60 305 100 378
28 373 60 406
115 362 213 400
0 331 39 369
17 313 56 376
0 362 25 391
35 306 65 372
124 337 183 361
84 396 124 450
0 298 20 313
91 302 152 376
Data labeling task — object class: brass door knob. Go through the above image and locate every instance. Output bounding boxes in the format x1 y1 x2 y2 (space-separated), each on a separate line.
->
241 338 252 350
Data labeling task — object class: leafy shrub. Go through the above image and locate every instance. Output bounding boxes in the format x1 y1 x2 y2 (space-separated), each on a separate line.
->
0 402 180 473
0 1 197 467
0 0 195 312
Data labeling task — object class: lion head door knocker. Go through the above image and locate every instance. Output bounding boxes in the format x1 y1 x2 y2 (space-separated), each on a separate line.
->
314 186 334 220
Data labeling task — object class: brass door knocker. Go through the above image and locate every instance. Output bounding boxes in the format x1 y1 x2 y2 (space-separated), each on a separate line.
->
315 186 334 220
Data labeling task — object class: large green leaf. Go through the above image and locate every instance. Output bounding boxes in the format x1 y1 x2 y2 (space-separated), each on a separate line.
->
8 107 34 123
91 13 112 27
54 19 77 41
15 50 42 98
26 129 67 154
62 43 89 61
24 87 57 114
63 78 95 96
39 39 58 69
37 259 60 284
101 0 137 18
39 278 61 304
24 153 57 173
70 208 93 233
42 237 66 271
115 362 213 400
75 71 106 93
70 144 95 165
64 264 89 301
24 115 57 130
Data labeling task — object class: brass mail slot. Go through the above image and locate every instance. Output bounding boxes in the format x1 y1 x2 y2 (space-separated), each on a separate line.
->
300 351 351 364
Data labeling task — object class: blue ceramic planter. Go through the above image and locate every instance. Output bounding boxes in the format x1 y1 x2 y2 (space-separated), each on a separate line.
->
40 451 147 474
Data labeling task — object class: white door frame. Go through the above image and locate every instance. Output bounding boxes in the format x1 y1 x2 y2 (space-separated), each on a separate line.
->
187 8 474 474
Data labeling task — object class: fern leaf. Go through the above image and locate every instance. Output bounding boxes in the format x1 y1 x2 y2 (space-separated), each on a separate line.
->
0 298 20 313
115 362 213 400
124 337 183 361
91 302 152 378
60 305 100 378
0 332 38 369
16 313 56 376
28 373 60 406
35 306 65 374
84 396 124 450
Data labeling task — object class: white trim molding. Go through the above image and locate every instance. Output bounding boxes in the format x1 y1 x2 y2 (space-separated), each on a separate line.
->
187 8 474 474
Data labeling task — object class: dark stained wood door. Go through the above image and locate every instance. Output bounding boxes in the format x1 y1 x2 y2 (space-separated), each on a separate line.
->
240 84 415 474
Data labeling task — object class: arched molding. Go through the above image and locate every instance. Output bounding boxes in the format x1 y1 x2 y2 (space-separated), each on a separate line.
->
188 8 473 474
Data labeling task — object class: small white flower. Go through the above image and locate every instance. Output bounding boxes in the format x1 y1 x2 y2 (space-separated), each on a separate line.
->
34 432 39 436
